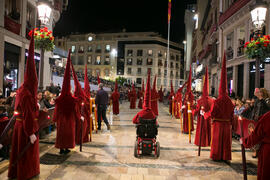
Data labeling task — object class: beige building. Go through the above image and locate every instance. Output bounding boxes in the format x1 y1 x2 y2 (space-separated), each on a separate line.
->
190 0 270 99
0 0 68 96
55 32 184 90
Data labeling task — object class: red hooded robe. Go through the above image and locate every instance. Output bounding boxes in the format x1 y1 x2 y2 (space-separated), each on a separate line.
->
8 34 40 180
210 52 234 161
133 72 156 124
53 50 78 149
158 86 164 103
84 64 91 139
194 67 214 147
130 83 137 109
151 76 159 116
71 63 89 144
110 81 120 115
182 66 194 133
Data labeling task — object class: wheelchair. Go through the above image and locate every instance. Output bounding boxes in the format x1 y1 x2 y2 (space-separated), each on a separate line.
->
134 117 160 158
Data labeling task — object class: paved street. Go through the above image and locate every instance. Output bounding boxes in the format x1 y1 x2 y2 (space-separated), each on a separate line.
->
0 101 258 180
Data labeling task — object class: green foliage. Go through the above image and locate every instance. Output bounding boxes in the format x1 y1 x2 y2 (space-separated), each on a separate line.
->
29 27 55 52
116 76 127 86
245 35 270 60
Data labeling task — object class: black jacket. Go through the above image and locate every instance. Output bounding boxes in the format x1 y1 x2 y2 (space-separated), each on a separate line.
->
95 89 108 105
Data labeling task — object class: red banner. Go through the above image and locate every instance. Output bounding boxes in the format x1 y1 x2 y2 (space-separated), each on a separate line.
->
168 0 171 24
232 116 257 138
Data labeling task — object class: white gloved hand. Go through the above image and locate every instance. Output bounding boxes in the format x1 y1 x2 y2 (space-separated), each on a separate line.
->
182 105 186 109
81 116 85 121
0 144 3 149
30 134 37 144
240 138 243 145
200 110 205 116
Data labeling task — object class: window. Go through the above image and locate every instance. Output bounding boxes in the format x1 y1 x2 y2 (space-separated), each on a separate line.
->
176 55 179 61
71 45 76 53
170 55 175 60
170 62 174 68
164 61 168 68
96 45 101 53
148 49 153 56
158 69 161 76
137 58 143 65
95 56 101 65
176 63 179 68
137 68 141 75
87 56 92 64
78 46 84 53
147 58 153 65
226 32 234 60
78 56 84 65
164 79 167 87
105 45 111 52
237 26 245 57
104 56 110 65
88 46 92 52
136 78 142 84
127 49 133 56
164 70 167 77
176 72 179 78
127 68 132 75
170 71 174 77
137 50 143 56
158 59 163 66
158 50 162 57
127 58 133 65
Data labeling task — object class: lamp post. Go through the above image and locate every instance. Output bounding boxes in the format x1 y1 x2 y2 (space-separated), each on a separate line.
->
37 0 52 90
250 0 267 88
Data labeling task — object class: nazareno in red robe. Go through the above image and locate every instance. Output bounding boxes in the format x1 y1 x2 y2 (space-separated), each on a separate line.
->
168 92 174 115
111 91 120 115
8 35 40 180
130 90 137 109
243 111 270 180
137 90 143 109
194 97 213 147
151 89 159 116
174 91 182 118
182 94 194 133
158 89 164 102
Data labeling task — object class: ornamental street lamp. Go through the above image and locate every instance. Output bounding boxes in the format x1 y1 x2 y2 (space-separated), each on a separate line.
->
250 0 267 88
37 0 52 89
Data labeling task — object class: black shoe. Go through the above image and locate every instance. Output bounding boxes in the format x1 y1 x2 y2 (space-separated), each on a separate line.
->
97 127 101 130
107 124 111 130
59 149 65 154
64 149 71 154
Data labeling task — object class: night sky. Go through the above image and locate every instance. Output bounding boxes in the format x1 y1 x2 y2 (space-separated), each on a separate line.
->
54 0 196 43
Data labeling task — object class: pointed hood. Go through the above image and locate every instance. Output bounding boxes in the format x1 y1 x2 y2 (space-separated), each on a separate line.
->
84 64 91 98
97 73 100 84
143 71 151 109
142 79 144 92
71 61 85 102
186 65 192 93
219 52 228 98
170 80 174 95
202 66 209 97
60 50 72 96
152 75 157 91
114 80 118 92
15 33 38 110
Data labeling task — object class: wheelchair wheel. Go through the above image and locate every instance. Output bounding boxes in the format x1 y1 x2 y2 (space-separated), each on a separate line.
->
134 140 139 158
155 142 160 158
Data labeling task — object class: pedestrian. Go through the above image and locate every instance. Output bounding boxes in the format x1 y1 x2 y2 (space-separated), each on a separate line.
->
241 111 270 180
129 84 137 109
110 81 120 115
209 53 234 161
53 50 76 155
95 83 110 130
8 35 40 180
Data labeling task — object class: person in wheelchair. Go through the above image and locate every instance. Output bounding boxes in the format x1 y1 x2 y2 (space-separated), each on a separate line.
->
132 71 160 157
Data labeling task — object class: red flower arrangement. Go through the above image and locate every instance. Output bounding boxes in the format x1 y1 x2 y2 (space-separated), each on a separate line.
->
28 27 55 51
245 35 270 59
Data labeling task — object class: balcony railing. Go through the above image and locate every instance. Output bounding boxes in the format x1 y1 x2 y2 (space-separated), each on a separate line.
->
4 16 21 35
219 0 251 25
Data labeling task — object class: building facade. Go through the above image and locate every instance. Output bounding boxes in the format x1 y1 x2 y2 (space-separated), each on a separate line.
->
0 0 68 96
190 0 270 99
55 32 184 90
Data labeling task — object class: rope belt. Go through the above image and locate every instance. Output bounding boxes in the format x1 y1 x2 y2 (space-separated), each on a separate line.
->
16 118 38 121
213 118 230 122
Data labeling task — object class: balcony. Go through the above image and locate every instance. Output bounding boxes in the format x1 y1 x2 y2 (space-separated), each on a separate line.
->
4 16 21 35
237 39 245 57
226 47 234 60
219 0 251 25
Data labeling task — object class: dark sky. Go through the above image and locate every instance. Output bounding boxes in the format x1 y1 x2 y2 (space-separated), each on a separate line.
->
54 0 196 43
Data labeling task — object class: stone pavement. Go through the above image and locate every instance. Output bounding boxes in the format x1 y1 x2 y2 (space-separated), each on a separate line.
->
0 101 258 180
